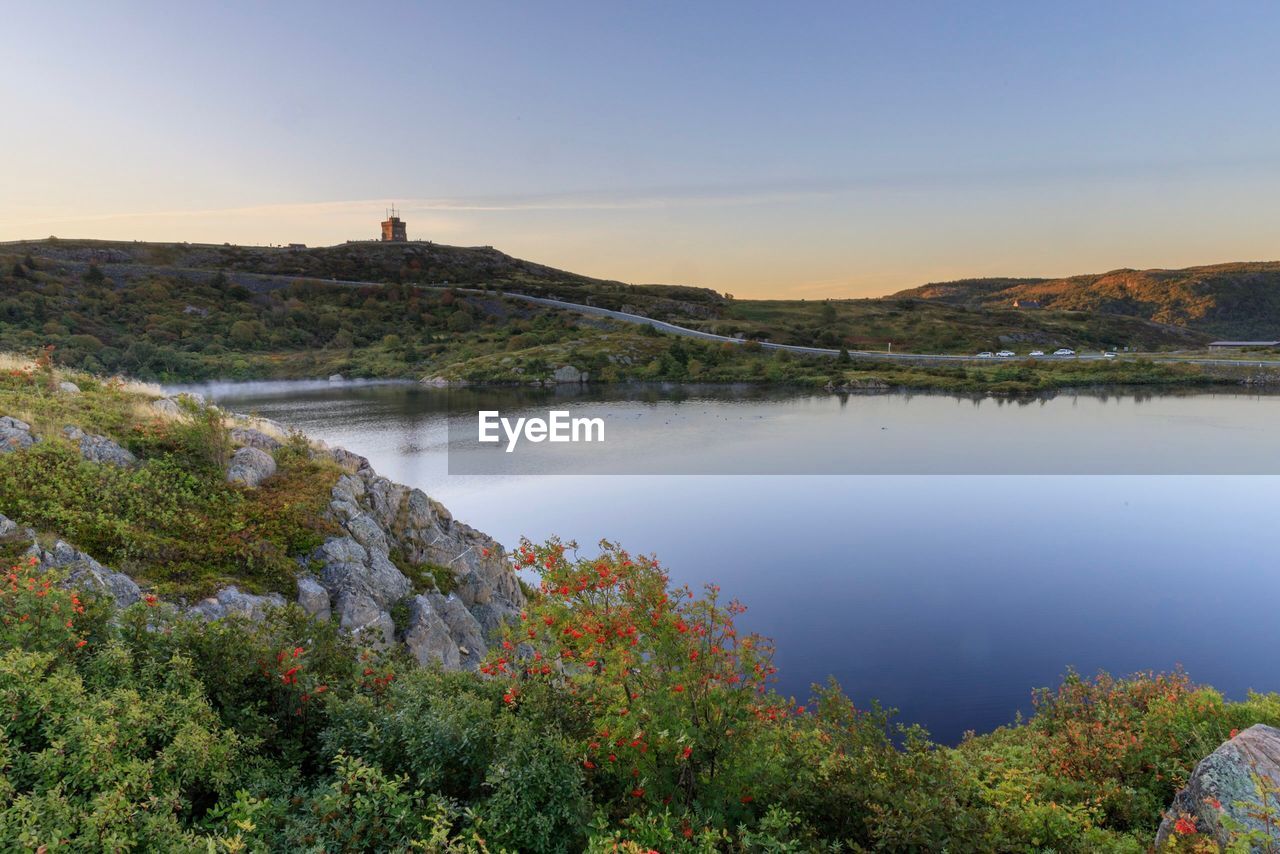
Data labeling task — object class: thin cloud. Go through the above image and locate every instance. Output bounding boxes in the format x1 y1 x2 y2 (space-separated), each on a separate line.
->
4 149 1276 230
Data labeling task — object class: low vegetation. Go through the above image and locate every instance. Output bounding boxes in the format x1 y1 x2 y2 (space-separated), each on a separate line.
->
0 360 337 597
2 534 1278 850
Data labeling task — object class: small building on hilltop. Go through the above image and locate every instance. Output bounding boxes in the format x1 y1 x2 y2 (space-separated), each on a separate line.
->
381 206 408 242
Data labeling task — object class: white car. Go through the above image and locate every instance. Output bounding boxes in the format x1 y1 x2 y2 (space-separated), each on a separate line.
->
995 350 1016 357
1102 351 1117 359
1053 348 1076 356
1029 350 1045 357
976 351 995 358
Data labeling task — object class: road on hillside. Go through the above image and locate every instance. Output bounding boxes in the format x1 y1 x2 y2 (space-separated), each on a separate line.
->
480 291 1280 369
68 259 1280 369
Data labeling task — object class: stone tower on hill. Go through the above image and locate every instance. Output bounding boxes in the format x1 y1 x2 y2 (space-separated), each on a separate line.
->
381 206 407 242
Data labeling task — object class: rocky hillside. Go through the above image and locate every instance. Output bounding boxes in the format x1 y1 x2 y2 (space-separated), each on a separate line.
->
891 262 1280 340
0 364 524 672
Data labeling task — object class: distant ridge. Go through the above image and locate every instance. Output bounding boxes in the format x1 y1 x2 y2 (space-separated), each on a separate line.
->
890 262 1280 339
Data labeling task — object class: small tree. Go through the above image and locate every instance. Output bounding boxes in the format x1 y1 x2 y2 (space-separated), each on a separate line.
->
488 539 786 819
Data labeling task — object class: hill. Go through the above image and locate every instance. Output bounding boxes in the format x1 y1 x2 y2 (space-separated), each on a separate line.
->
891 262 1280 339
1 237 727 322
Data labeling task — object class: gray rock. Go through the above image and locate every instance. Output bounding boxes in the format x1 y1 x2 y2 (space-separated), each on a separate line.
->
30 535 141 608
432 593 487 671
1156 724 1280 849
0 513 17 539
296 575 331 621
58 381 81 394
151 398 184 418
471 599 521 642
316 535 410 613
189 586 286 621
0 416 37 454
333 590 384 632
328 373 344 382
330 473 367 506
552 365 588 384
351 610 396 649
62 426 137 467
230 427 282 451
226 446 276 487
403 594 461 669
344 512 390 556
328 447 371 474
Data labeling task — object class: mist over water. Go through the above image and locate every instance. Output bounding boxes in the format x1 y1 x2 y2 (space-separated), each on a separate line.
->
185 380 1280 743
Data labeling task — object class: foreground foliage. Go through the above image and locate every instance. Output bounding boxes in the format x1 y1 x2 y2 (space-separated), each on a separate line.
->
1 540 1279 852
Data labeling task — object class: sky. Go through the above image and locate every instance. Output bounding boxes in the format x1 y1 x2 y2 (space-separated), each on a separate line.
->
2 1 1279 298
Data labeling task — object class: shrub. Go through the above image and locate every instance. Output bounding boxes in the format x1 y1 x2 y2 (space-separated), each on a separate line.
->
480 720 592 853
323 667 504 802
489 538 787 827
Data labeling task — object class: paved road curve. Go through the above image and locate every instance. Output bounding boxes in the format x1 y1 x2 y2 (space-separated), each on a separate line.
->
479 290 1280 369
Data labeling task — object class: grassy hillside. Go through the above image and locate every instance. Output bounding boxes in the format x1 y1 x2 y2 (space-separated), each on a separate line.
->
705 297 1206 353
0 244 613 381
2 238 726 323
892 262 1280 340
1 239 1232 392
11 238 1280 393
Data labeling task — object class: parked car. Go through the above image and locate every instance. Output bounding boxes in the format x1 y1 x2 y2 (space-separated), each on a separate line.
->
1053 348 1076 356
976 351 994 358
1103 351 1117 359
1029 350 1045 357
995 350 1016 357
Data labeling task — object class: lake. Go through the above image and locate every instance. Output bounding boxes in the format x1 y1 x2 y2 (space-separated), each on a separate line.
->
179 379 1280 744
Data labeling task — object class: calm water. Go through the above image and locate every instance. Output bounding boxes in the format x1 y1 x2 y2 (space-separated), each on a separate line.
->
180 380 1280 743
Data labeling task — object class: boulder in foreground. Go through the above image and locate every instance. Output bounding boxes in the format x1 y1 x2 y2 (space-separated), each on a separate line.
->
1157 723 1280 849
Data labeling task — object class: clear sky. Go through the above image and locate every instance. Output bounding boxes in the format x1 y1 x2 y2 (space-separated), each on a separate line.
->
2 1 1278 298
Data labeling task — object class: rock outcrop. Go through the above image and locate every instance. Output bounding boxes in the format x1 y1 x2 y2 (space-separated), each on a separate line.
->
230 426 282 452
0 416 37 453
226 446 277 487
1156 724 1280 849
189 586 287 622
0 407 524 673
296 576 331 621
552 365 588 384
0 512 141 607
63 425 137 467
403 591 487 670
307 446 525 662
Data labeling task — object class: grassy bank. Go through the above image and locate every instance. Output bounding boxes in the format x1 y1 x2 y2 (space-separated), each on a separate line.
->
0 358 338 598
